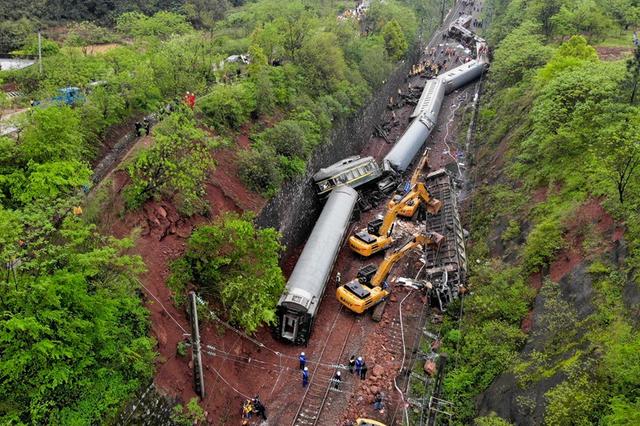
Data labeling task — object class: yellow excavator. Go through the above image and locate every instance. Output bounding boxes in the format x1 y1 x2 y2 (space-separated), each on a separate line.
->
388 150 431 217
349 182 442 257
338 232 445 321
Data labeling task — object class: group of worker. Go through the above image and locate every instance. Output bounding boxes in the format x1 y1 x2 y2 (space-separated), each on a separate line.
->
348 355 369 380
299 351 370 388
241 395 267 425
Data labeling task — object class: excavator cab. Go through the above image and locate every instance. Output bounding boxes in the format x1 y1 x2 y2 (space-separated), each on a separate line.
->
357 264 378 284
367 218 384 235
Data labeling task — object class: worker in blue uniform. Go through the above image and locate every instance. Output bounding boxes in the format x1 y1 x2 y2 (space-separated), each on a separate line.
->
299 352 306 370
355 356 363 376
302 367 309 387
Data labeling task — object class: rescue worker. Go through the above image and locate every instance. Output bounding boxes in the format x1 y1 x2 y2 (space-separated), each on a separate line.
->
143 118 151 136
355 356 363 376
374 392 384 411
333 371 342 389
336 272 341 287
299 351 306 370
360 361 368 380
302 366 309 387
348 355 356 373
134 121 142 137
242 398 253 420
253 396 267 420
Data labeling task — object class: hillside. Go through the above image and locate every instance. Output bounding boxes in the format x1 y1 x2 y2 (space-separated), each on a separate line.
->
434 0 640 424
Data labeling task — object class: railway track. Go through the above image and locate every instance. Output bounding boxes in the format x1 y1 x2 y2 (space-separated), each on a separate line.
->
291 305 357 426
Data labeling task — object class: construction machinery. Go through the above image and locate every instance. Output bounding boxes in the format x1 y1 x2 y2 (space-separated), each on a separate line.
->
388 150 431 217
356 419 386 426
349 182 442 257
338 232 445 321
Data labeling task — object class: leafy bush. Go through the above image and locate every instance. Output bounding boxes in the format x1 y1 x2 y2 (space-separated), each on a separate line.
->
65 22 117 46
522 218 564 273
13 34 59 56
124 111 214 215
502 219 521 242
175 213 286 333
171 398 206 426
382 19 408 60
199 82 257 130
259 119 308 159
467 264 534 324
116 11 193 40
545 373 604 426
237 146 283 196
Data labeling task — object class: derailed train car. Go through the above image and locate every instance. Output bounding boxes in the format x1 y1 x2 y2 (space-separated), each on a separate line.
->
382 59 487 173
274 186 358 345
313 156 382 196
383 78 445 173
276 22 490 345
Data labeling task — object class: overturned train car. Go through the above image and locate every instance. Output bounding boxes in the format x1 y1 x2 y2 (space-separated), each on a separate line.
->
274 186 358 345
313 156 382 196
382 59 487 174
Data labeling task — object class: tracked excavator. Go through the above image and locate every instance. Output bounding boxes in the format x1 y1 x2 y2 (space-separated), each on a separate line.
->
349 182 442 257
337 232 445 321
387 150 431 218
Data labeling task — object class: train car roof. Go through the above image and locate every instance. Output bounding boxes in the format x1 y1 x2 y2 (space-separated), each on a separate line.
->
313 155 376 181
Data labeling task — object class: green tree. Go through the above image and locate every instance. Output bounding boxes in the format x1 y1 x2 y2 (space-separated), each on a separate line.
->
259 120 308 158
551 0 613 42
183 0 230 29
124 111 214 215
545 373 605 425
297 32 347 93
603 397 640 425
14 34 59 57
199 82 257 130
116 11 193 40
237 146 283 195
382 19 408 61
178 213 286 333
626 45 640 104
490 21 552 89
0 216 154 425
251 22 284 64
20 107 88 163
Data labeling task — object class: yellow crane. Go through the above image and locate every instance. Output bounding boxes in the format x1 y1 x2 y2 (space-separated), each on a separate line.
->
388 150 431 217
337 232 445 320
349 182 442 257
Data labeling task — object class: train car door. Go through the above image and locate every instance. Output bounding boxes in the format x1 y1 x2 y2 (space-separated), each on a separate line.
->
282 314 298 341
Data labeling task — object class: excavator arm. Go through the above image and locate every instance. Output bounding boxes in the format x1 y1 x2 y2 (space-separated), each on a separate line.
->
370 232 445 287
410 150 430 187
378 183 441 237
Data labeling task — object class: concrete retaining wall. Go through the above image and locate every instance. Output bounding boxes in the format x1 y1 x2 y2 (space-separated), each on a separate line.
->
256 49 420 256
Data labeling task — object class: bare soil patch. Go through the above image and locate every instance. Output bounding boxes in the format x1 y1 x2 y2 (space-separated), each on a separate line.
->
596 46 633 61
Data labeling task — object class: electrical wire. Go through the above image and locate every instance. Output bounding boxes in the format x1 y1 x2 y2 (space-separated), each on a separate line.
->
136 278 190 335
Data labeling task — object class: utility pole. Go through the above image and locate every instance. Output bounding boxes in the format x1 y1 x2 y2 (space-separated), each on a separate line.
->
189 292 205 398
37 31 43 75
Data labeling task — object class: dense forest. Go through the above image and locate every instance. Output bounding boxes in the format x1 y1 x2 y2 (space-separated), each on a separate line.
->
0 0 436 423
435 0 640 424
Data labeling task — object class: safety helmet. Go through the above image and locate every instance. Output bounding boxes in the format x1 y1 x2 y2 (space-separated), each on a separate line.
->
301 352 305 356
304 367 308 371
358 357 363 361
337 371 341 376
